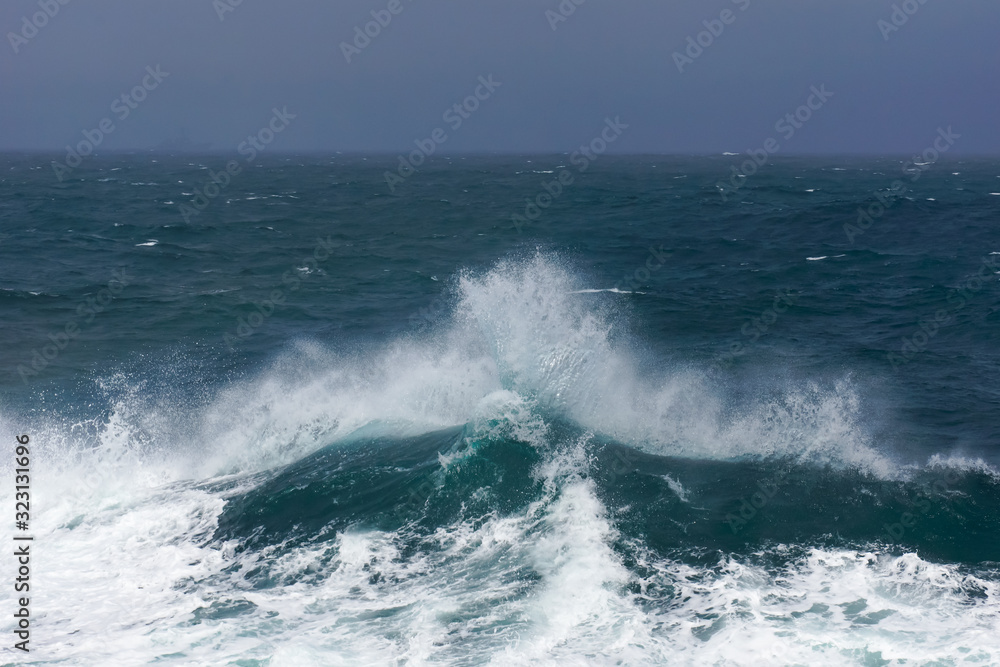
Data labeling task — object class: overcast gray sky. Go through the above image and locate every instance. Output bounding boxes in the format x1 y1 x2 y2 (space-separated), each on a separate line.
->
1 0 997 154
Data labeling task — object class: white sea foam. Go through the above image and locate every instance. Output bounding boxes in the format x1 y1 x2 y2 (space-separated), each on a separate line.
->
571 287 645 294
662 474 690 502
4 416 995 665
3 253 997 663
632 547 1000 665
9 253 904 486
453 255 893 474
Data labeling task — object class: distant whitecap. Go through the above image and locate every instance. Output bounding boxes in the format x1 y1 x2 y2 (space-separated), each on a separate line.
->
571 288 647 295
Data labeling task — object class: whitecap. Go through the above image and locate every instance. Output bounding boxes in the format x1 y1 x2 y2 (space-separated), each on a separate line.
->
662 474 690 502
571 288 646 295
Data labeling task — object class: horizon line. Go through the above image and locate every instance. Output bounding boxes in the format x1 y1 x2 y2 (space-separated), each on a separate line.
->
2 149 999 159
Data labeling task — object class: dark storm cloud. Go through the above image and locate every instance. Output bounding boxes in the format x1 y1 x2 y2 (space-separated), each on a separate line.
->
1 0 997 154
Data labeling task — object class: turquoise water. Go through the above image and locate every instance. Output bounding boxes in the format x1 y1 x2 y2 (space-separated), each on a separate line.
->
1 153 999 665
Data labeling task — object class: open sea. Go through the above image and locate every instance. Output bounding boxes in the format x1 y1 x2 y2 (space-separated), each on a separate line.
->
1 153 999 666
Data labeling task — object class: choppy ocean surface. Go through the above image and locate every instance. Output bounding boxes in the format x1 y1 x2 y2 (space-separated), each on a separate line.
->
1 153 999 666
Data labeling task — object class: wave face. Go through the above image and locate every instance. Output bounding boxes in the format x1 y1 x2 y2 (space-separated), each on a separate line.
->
2 155 999 665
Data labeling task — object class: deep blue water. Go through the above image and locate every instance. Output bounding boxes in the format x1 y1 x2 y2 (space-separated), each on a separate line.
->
1 153 999 665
